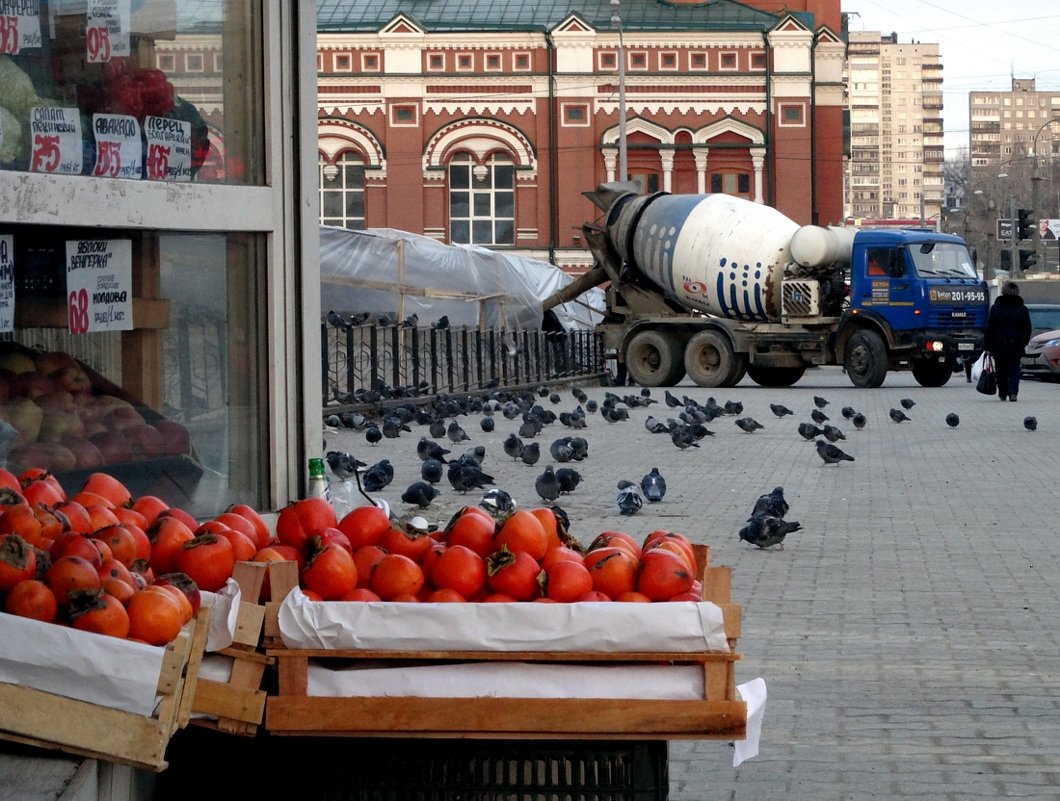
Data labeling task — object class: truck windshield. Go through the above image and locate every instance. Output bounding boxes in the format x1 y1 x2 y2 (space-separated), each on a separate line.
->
907 242 978 278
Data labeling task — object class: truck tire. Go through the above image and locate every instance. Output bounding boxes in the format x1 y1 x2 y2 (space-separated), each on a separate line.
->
844 330 888 388
684 330 744 388
912 358 954 387
746 365 806 387
625 330 686 387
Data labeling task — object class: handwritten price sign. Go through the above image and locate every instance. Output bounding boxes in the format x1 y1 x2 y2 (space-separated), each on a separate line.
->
29 108 83 175
65 239 133 334
86 23 111 63
0 15 18 54
145 143 170 180
0 4 41 54
86 0 130 61
91 114 141 179
0 235 14 334
144 116 191 181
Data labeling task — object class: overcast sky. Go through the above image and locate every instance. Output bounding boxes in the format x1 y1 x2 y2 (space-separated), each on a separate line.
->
841 1 1060 156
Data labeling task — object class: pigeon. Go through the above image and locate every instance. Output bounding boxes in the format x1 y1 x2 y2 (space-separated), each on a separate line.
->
348 311 371 326
480 416 495 433
429 418 447 439
601 405 629 424
735 417 764 433
585 399 598 414
401 313 419 328
769 403 795 418
447 457 494 493
616 481 644 516
339 411 368 430
671 427 701 449
534 465 561 504
326 451 366 481
556 467 582 494
480 488 516 516
723 400 744 416
447 420 470 443
382 416 410 439
900 398 916 410
945 412 960 429
421 458 444 484
821 424 846 443
433 315 450 330
840 406 856 420
813 396 829 409
664 390 683 409
461 445 486 466
739 515 802 550
325 310 348 328
640 467 666 503
364 425 382 446
645 415 669 434
749 486 789 520
797 422 823 441
503 433 524 461
1024 416 1038 432
323 414 342 429
851 412 867 430
549 393 562 405
810 408 830 425
568 437 589 461
417 437 451 463
889 408 911 424
550 438 575 462
572 387 589 404
401 481 440 509
816 439 855 466
362 460 394 492
520 441 541 467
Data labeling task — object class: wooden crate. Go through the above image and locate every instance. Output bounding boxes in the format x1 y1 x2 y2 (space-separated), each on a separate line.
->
190 561 275 736
0 607 208 772
263 545 746 741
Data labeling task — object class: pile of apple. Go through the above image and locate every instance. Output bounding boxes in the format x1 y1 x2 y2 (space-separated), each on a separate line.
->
0 345 191 474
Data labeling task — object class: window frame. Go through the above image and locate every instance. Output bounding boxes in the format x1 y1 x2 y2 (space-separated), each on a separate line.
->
447 153 516 247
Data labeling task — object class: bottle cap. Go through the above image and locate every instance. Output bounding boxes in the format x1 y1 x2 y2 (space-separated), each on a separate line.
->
308 457 326 477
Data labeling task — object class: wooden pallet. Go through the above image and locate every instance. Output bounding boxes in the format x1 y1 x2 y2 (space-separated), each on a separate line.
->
263 545 746 741
190 561 275 736
0 607 208 772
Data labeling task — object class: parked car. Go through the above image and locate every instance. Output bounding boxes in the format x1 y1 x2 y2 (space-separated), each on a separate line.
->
1026 303 1060 337
1022 327 1060 381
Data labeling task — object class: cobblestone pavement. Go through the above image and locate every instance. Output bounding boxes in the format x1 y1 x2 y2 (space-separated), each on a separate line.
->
325 366 1060 801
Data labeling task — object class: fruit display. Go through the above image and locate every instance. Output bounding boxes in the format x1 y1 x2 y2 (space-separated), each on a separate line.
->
0 343 192 475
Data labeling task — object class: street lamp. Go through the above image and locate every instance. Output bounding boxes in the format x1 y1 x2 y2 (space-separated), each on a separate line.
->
610 0 627 183
1031 117 1060 272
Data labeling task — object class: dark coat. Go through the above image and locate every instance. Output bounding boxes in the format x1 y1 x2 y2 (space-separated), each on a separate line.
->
984 294 1032 360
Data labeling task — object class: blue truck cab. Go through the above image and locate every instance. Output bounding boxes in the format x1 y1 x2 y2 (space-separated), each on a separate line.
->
842 229 988 387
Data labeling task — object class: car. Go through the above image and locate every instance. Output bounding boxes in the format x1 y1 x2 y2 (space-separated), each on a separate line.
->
1026 303 1060 337
1022 327 1060 381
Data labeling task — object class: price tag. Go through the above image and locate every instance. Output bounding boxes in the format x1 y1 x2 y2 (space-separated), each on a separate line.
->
0 1 42 54
85 0 130 62
144 115 191 182
91 114 141 178
29 107 83 175
65 239 133 334
0 235 14 334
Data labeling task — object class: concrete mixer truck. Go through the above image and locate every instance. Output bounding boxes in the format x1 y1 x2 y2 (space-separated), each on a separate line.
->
545 183 988 388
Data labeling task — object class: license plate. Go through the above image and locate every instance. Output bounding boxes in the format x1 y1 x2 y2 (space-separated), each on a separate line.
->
958 343 974 351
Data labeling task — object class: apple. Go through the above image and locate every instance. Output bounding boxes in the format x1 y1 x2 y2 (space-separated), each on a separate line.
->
154 419 191 455
124 423 166 458
8 441 77 474
89 430 134 463
103 406 146 432
0 349 38 375
35 351 79 376
0 398 44 446
0 369 17 402
16 372 56 400
61 436 104 469
48 366 92 394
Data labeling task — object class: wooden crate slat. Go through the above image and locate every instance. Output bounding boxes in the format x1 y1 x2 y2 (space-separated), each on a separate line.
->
269 648 737 663
191 677 267 726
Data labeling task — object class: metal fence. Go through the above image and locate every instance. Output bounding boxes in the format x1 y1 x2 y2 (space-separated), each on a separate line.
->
322 323 606 407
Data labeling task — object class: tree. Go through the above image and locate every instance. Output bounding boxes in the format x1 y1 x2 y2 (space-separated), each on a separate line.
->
944 148 971 209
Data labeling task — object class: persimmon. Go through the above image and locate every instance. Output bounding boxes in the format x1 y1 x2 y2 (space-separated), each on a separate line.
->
70 589 130 638
426 588 466 602
0 467 22 495
20 473 65 508
0 504 43 547
101 575 136 604
420 541 447 581
50 531 103 567
642 530 696 572
147 515 195 575
540 545 583 569
481 592 517 603
79 473 132 509
113 506 149 532
91 524 139 567
577 590 612 602
160 507 199 532
615 591 653 603
317 526 353 556
583 546 639 599
126 586 185 646
337 504 391 550
589 530 641 559
46 554 102 605
544 559 593 602
636 549 694 601
351 544 388 589
429 544 486 598
227 504 271 550
4 579 58 622
213 512 259 546
494 510 548 561
379 525 432 562
370 553 424 601
33 504 64 542
0 533 37 591
218 527 258 563
445 509 496 558
276 498 337 554
71 490 116 511
529 507 562 552
642 539 696 574
485 548 542 601
55 501 93 534
153 582 194 624
338 587 381 602
84 503 121 534
301 538 357 600
174 532 235 593
154 572 202 615
131 495 169 527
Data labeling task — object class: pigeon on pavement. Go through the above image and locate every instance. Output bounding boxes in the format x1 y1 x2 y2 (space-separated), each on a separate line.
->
534 465 561 504
840 406 856 420
816 439 855 466
447 420 471 443
420 458 444 484
900 398 916 410
616 481 644 516
645 415 669 434
749 486 789 520
365 425 382 446
822 424 846 443
326 451 366 480
429 418 447 439
401 481 440 509
520 441 541 467
480 417 495 432
417 437 451 463
550 437 575 462
640 467 667 502
770 403 795 418
813 395 829 409
1024 416 1038 432
670 427 701 449
797 422 823 441
889 408 911 424
503 433 524 461
810 408 830 425
556 467 582 494
362 459 394 492
735 417 765 433
851 412 867 430
945 412 960 429
739 515 802 550
664 390 683 408
447 456 494 493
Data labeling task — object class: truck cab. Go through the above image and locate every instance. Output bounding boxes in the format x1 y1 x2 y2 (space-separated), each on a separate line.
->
843 230 988 387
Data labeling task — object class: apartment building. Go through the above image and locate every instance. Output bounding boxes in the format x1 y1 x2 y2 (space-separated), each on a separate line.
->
969 78 1060 171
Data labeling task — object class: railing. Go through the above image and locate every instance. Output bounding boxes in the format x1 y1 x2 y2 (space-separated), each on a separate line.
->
322 323 606 408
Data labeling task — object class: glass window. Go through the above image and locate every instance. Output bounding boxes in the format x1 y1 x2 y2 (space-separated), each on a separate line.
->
710 172 751 198
0 1 264 185
448 153 515 246
319 153 366 229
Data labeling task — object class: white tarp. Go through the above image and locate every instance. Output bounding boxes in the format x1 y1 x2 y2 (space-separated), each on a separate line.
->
319 226 605 332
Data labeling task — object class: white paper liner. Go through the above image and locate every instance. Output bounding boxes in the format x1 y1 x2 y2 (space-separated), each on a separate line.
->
278 588 730 653
734 677 767 766
200 578 241 652
0 612 165 716
307 661 705 700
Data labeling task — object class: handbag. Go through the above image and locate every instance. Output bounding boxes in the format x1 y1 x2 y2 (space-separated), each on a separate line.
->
975 354 996 395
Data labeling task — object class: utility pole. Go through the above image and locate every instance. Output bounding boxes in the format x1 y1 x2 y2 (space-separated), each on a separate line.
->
610 0 627 183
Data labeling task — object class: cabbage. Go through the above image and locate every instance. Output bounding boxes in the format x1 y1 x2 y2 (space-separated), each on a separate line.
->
0 105 22 167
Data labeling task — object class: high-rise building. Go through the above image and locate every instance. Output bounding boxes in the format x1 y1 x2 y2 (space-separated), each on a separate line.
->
844 31 944 224
969 78 1060 171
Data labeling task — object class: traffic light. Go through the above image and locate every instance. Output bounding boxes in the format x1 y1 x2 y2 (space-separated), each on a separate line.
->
1019 249 1037 271
1017 208 1035 241
1000 250 1012 271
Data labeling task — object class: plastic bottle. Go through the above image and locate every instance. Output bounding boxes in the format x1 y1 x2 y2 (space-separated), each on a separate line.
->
306 457 331 502
330 477 355 521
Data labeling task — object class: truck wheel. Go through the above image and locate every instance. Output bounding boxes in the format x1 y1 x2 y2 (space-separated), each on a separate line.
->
912 358 954 387
684 330 743 388
625 330 686 387
844 330 888 388
747 365 806 387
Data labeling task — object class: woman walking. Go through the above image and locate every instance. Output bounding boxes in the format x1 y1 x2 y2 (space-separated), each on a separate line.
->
983 281 1032 402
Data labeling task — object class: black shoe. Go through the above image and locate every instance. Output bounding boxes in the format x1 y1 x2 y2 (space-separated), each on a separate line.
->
999 396 1008 401
1010 396 1017 402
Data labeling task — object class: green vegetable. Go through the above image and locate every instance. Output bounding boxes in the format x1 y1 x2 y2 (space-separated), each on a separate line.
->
0 105 22 166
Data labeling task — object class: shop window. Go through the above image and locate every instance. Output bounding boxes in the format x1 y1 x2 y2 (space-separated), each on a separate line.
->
690 52 707 70
599 51 617 70
361 53 380 72
513 52 531 71
710 172 751 198
485 54 502 71
660 52 678 71
719 52 738 70
448 153 515 246
562 104 589 127
319 153 366 230
334 54 352 72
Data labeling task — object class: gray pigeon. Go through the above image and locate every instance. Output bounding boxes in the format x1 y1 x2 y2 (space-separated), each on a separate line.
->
362 460 394 492
429 418 447 439
365 425 382 445
816 439 855 466
840 406 856 420
480 488 516 516
797 422 823 441
447 456 494 493
447 420 470 443
421 458 444 484
810 408 830 425
462 445 486 466
534 465 561 504
945 412 960 429
645 415 669 434
671 426 701 449
568 436 589 461
889 408 911 424
735 417 764 433
851 412 867 430
503 433 524 461
769 403 795 418
813 396 829 409
1024 416 1038 432
739 515 802 550
616 481 644 516
556 467 582 494
417 437 451 463
550 437 575 463
520 441 542 467
326 450 366 481
900 398 916 410
749 486 789 520
480 416 495 433
401 481 440 509
822 424 846 443
640 467 666 502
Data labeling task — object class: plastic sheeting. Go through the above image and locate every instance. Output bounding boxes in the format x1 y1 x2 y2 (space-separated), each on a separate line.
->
319 226 605 331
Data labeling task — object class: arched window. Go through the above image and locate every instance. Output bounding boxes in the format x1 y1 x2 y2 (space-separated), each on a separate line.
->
448 153 515 245
319 152 365 229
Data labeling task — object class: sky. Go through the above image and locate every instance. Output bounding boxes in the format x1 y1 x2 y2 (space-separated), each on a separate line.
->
841 0 1060 157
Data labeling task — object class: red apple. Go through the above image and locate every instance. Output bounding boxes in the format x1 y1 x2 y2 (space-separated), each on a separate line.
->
124 423 166 457
48 366 92 394
89 430 134 463
0 349 38 375
16 372 56 400
153 419 191 455
8 441 77 474
0 397 44 446
62 436 105 469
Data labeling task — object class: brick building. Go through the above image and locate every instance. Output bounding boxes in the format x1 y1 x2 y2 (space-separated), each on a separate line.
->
314 0 847 272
